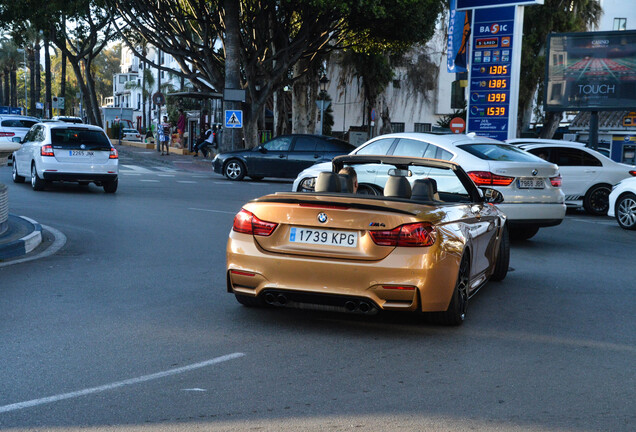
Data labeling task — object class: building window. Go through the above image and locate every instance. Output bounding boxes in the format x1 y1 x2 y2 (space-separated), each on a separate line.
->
414 123 432 133
614 18 627 31
160 53 165 64
391 122 405 133
118 75 127 84
161 71 165 79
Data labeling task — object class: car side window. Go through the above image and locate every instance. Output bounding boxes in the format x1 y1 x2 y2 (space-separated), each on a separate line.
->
435 147 453 161
23 126 37 142
34 126 46 142
293 136 318 152
392 138 430 157
554 148 583 166
355 138 395 155
527 147 554 162
319 139 355 152
581 150 602 166
263 136 292 151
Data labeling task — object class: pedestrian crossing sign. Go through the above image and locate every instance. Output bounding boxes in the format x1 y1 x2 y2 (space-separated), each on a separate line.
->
225 110 243 128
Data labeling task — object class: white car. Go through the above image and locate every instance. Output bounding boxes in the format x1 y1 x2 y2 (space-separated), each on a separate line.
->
121 128 142 142
608 177 636 230
293 133 566 240
0 115 40 165
509 139 636 215
11 122 119 193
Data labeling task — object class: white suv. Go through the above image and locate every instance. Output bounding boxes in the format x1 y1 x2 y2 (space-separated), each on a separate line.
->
509 139 636 215
11 123 119 193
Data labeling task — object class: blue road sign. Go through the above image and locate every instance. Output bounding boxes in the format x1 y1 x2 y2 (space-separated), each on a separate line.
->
225 110 243 128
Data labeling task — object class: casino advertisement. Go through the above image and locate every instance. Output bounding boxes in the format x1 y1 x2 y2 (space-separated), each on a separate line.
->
545 30 636 111
467 6 515 140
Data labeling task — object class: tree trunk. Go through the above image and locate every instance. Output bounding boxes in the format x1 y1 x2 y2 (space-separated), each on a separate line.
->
222 0 242 151
85 58 102 127
0 73 4 106
35 39 41 113
29 46 36 115
292 60 310 134
379 95 392 135
141 61 146 130
60 49 66 115
539 111 562 139
44 35 52 118
10 68 17 107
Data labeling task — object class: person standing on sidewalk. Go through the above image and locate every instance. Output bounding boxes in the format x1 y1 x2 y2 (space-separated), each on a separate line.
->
176 109 186 149
159 116 172 155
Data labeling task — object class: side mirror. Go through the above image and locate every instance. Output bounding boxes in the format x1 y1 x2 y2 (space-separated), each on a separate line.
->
257 145 267 153
12 137 22 143
481 188 504 204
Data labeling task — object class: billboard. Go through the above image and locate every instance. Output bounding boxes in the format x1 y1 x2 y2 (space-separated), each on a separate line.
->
545 30 636 111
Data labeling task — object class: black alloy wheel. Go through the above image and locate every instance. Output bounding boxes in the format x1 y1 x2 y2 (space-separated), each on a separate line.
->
583 184 611 216
431 253 470 326
616 193 636 230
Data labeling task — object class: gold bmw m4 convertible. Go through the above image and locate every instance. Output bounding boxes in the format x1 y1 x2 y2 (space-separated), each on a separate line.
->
227 155 509 325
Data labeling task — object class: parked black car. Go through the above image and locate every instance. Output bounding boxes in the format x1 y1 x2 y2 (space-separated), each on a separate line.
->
212 134 356 181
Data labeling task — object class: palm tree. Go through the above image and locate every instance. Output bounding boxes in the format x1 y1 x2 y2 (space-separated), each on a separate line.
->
0 40 22 108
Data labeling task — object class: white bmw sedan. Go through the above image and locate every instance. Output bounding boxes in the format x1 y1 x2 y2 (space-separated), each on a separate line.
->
509 139 636 216
293 133 565 240
11 122 119 193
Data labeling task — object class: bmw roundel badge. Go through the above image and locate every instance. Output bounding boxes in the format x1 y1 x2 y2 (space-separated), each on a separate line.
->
80 144 86 150
317 213 328 223
532 169 538 176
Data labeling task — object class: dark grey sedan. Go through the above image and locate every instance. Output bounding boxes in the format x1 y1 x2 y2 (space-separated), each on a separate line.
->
212 134 356 181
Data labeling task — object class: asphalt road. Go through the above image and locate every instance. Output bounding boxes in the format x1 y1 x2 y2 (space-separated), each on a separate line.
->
0 151 634 432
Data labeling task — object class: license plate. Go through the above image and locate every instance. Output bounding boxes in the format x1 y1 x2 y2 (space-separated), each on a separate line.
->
289 227 358 247
518 178 545 189
69 150 94 156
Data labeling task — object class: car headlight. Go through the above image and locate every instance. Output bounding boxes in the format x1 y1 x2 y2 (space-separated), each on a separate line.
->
300 177 316 191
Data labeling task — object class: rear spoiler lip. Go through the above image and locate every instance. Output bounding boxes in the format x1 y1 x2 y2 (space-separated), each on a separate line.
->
251 196 420 216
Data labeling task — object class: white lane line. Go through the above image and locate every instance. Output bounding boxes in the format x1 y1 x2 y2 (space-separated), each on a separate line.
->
121 173 141 176
121 165 153 173
214 181 232 185
177 181 197 184
188 207 236 215
140 179 160 183
192 175 208 178
570 218 616 226
157 167 178 172
0 353 245 414
157 174 176 177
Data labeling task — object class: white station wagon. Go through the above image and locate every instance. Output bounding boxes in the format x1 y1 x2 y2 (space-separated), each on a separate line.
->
11 123 119 193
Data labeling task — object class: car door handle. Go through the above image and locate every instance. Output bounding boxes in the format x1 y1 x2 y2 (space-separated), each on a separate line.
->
313 154 320 159
584 170 597 173
278 154 285 158
366 169 376 173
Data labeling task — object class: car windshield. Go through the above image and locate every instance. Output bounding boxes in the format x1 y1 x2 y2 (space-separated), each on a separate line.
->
51 128 111 148
458 143 544 162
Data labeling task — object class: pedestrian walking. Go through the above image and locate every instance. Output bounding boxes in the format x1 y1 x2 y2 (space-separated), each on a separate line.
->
159 115 172 155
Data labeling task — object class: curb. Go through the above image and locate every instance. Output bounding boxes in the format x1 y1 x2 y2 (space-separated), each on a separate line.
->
0 215 43 260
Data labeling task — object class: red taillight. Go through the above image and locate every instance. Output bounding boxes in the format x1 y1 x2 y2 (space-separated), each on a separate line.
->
109 147 118 159
369 222 435 247
232 209 278 236
629 170 636 177
41 144 54 157
230 270 255 277
0 131 15 137
467 171 515 186
550 175 562 187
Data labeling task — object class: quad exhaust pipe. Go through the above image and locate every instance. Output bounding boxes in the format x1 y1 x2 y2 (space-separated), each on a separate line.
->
263 292 375 314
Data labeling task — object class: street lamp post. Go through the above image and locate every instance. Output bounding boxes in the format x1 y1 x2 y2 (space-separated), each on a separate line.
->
318 74 330 136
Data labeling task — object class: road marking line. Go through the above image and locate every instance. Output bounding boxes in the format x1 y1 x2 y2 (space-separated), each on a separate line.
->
121 165 153 173
570 218 616 226
188 207 236 215
140 180 160 183
182 388 207 392
157 167 178 172
121 173 141 176
214 181 232 185
177 181 197 184
157 174 176 177
0 353 245 414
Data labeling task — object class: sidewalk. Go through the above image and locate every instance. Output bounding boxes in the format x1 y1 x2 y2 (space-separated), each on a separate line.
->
113 139 218 173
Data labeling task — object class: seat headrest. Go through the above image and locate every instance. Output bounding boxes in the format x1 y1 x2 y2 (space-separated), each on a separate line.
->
338 174 353 193
412 178 438 201
384 175 411 199
315 172 341 193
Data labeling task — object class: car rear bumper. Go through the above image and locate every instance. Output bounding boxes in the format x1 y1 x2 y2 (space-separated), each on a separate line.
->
227 231 463 313
42 172 118 182
496 202 566 226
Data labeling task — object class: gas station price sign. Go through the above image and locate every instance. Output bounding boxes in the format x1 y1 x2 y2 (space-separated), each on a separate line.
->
467 6 515 140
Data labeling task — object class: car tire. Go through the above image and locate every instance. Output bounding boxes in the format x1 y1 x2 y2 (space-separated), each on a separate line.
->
103 179 118 193
224 159 246 181
12 160 25 183
234 293 265 307
509 225 539 241
430 253 469 326
615 193 636 230
490 224 509 281
583 184 611 216
31 163 45 191
249 176 264 181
